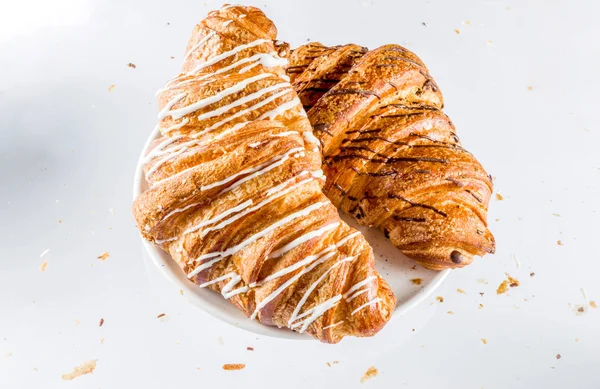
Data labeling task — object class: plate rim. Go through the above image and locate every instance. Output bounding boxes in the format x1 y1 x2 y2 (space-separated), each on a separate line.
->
132 126 451 340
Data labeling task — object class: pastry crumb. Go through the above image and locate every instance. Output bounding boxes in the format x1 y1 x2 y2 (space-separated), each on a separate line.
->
108 85 115 92
481 338 488 344
222 364 245 371
590 301 597 308
527 85 533 91
156 313 166 319
497 280 509 294
127 63 136 68
179 289 184 295
476 278 488 284
410 278 423 285
109 208 115 214
478 303 484 309
530 272 535 277
360 366 378 383
557 240 563 246
556 354 561 359
40 261 48 272
61 360 97 380
246 346 254 351
326 362 331 367
97 252 110 261
575 338 579 342
447 311 454 315
457 288 466 294
99 318 104 327
436 296 444 303
507 274 520 287
463 20 471 25
495 193 504 200
100 338 105 344
217 336 224 345
552 213 561 217
454 29 460 34
333 360 339 364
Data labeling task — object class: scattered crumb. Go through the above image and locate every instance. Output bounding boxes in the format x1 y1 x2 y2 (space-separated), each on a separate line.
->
457 288 466 294
326 362 331 367
246 346 254 351
40 248 50 258
222 364 245 371
575 338 579 342
552 213 561 217
476 278 488 284
61 360 97 380
478 304 484 309
557 240 563 246
99 318 104 327
360 366 378 383
422 22 427 27
97 252 110 261
75 319 81 325
108 85 115 92
556 354 561 360
454 29 460 34
495 193 504 200
170 56 175 59
217 336 224 345
494 218 500 222
58 219 62 223
530 272 535 277
512 254 521 268
100 338 105 344
479 292 484 297
590 301 597 308
33 367 38 372
156 313 166 319
481 338 488 344
527 85 533 91
109 208 115 214
127 63 136 68
436 296 444 303
39 261 48 272
487 40 493 45
179 289 184 295
463 20 471 25
497 280 510 295
410 278 423 285
507 274 520 287
574 305 587 316
447 311 454 315
333 361 339 364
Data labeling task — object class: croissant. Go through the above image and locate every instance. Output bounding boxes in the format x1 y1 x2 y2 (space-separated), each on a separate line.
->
287 43 495 270
132 5 395 343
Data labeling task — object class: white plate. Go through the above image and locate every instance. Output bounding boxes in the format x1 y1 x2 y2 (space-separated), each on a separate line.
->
133 126 451 340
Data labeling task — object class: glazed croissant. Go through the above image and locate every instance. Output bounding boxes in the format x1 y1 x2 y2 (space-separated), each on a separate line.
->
132 5 395 343
288 43 495 270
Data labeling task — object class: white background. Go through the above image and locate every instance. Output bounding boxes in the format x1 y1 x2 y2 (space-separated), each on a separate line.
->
1 0 599 387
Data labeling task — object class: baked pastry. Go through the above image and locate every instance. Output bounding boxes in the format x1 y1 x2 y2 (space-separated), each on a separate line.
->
132 5 395 343
287 43 495 270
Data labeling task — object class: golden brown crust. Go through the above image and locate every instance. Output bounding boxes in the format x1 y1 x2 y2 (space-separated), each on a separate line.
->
288 43 495 270
132 5 395 343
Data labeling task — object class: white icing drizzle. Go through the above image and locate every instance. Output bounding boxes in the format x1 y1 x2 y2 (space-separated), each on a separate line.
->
159 200 201 223
248 141 261 148
184 199 253 235
190 39 270 74
155 236 177 245
335 231 361 248
249 250 336 319
323 321 344 330
184 31 216 60
268 222 340 259
142 135 183 163
194 52 285 83
201 176 315 238
196 87 292 137
271 131 297 138
215 146 304 195
288 255 356 331
222 20 233 27
198 271 248 299
351 297 382 316
145 142 190 178
163 117 190 133
187 201 328 278
343 275 377 299
257 97 300 120
157 93 187 121
290 295 342 333
303 131 320 147
345 288 369 302
159 73 271 120
311 169 324 179
197 82 289 122
266 170 310 196
239 14 246 19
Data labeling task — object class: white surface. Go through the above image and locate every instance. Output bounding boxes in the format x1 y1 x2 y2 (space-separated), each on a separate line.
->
133 124 451 341
1 0 599 388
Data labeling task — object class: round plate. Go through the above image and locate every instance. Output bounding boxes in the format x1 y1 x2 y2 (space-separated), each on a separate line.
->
133 127 451 340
